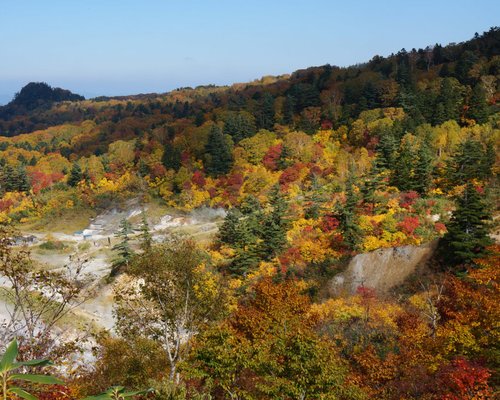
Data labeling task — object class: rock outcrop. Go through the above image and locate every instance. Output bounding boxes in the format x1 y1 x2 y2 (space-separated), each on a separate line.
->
330 240 438 295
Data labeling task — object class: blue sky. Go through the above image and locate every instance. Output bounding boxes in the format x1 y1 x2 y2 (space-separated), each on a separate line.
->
0 0 498 104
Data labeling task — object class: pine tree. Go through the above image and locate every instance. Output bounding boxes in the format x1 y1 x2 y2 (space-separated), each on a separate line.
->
277 144 292 170
111 218 135 276
334 169 362 251
15 166 30 192
435 78 463 123
376 132 398 171
413 142 434 195
3 165 16 192
218 209 242 246
433 102 447 125
255 93 275 130
162 142 182 171
229 244 260 277
3 165 30 192
362 159 388 211
220 206 262 276
223 112 256 142
468 83 489 124
239 195 262 216
283 95 296 125
304 175 326 219
440 182 492 268
137 210 152 251
446 138 493 186
67 162 83 187
138 160 150 177
204 125 234 177
258 185 288 260
391 134 417 192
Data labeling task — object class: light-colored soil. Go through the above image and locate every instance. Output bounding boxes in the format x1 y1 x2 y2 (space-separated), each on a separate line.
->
330 240 438 295
4 203 227 335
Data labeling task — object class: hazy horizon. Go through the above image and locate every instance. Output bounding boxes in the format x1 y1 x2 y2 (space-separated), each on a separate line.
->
1 0 499 105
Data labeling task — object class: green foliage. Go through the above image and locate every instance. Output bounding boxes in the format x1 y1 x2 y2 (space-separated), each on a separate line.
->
446 137 494 186
111 218 135 276
83 386 152 400
38 240 67 251
137 210 152 251
223 111 256 142
304 175 327 219
186 280 364 399
114 238 226 381
0 338 64 400
1 165 30 193
204 125 233 177
162 142 182 171
440 182 493 268
258 185 289 261
218 184 295 275
67 162 83 187
433 78 464 125
335 170 362 251
468 83 489 123
254 92 275 130
83 336 167 394
362 159 388 210
391 134 418 191
375 131 397 171
413 141 434 195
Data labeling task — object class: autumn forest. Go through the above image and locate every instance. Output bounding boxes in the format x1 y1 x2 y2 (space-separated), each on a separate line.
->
0 27 498 399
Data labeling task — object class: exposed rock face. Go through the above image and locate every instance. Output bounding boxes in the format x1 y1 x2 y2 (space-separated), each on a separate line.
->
330 240 438 295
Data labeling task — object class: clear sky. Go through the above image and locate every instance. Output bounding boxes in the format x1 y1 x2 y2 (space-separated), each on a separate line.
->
0 0 498 104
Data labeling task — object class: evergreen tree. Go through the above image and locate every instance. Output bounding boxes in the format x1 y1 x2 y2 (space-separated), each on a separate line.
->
446 138 493 186
391 135 417 192
454 50 478 84
137 210 152 251
334 169 362 251
229 244 261 277
362 159 388 211
3 165 30 192
219 206 262 276
376 132 398 171
467 83 489 124
304 175 326 219
239 195 262 216
3 165 16 192
438 63 451 77
111 218 135 276
204 125 234 177
277 144 292 170
440 182 492 268
15 166 30 192
255 93 275 130
218 209 242 246
138 160 150 177
228 217 261 276
433 103 447 125
162 142 182 171
223 112 256 142
283 95 296 125
434 78 464 124
67 162 83 187
413 142 434 195
258 185 288 260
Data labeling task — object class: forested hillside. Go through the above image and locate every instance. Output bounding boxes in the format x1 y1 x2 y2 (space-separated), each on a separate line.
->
0 28 498 399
